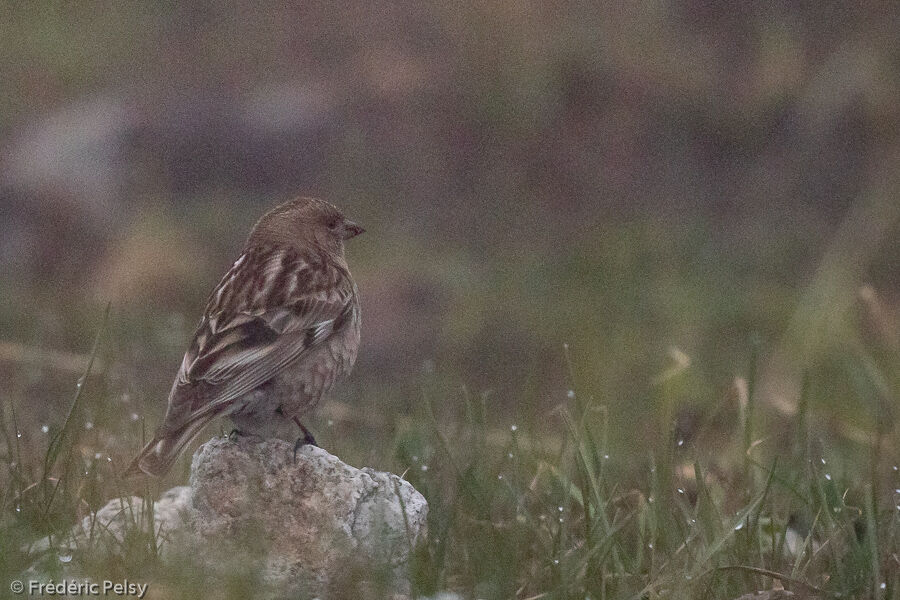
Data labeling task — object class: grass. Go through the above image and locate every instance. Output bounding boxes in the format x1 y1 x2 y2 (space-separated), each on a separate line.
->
407 357 897 599
3 2 899 596
0 204 897 598
1 296 898 600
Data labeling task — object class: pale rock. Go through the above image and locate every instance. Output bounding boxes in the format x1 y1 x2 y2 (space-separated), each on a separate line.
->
28 436 427 598
188 436 428 595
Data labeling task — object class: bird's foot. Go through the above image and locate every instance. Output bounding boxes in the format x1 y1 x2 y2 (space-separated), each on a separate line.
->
302 429 317 447
228 428 243 442
292 430 318 463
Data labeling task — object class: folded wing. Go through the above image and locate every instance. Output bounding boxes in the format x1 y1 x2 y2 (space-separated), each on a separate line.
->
168 256 354 420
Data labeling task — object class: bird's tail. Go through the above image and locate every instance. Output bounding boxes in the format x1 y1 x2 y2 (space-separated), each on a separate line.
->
123 414 213 478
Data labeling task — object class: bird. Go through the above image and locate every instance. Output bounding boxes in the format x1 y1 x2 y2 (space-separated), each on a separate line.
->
124 197 364 477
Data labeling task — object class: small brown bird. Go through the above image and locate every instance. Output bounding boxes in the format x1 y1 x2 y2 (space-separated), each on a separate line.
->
125 197 363 477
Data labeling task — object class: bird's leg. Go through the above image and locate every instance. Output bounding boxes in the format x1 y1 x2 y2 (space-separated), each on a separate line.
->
292 416 318 462
228 428 243 441
292 416 317 446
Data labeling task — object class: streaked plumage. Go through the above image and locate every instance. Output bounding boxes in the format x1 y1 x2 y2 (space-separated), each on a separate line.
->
125 197 363 477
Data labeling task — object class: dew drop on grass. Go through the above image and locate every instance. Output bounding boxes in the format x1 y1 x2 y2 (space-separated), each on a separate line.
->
58 554 72 563
677 488 685 494
16 431 21 438
130 413 140 421
558 506 564 512
107 457 112 462
420 464 428 472
94 452 102 460
41 425 49 433
553 559 559 565
567 390 575 399
734 521 744 531
647 543 653 549
893 465 899 472
84 421 94 430
507 452 513 459
603 454 610 460
821 458 826 465
824 473 832 481
881 583 886 590
327 419 334 427
677 439 684 447
648 496 654 504
510 424 518 432
563 343 569 350
894 489 900 494
558 517 564 523
497 474 503 480
15 506 21 513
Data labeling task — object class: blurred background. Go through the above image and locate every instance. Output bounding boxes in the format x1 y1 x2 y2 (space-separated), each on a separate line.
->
1 2 898 476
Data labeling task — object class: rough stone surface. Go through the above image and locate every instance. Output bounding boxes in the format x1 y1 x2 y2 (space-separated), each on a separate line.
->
29 437 427 597
188 436 428 593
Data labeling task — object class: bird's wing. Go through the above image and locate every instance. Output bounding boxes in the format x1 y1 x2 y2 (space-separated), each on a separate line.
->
161 248 355 428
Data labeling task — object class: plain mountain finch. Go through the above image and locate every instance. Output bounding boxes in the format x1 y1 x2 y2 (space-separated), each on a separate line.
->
125 197 364 477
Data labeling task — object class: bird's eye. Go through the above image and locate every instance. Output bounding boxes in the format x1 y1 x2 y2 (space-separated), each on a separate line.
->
327 217 342 230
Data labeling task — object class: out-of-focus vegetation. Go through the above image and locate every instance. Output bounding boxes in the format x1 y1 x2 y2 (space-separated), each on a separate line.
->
1 2 899 598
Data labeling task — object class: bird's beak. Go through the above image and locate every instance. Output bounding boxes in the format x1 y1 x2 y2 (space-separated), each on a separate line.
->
342 220 365 240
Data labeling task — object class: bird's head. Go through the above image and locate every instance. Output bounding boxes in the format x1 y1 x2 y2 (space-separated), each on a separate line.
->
248 197 365 254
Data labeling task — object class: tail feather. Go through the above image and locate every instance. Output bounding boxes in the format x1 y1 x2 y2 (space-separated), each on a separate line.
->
123 415 213 478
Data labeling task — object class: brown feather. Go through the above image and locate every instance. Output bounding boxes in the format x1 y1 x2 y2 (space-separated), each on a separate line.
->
125 197 362 478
